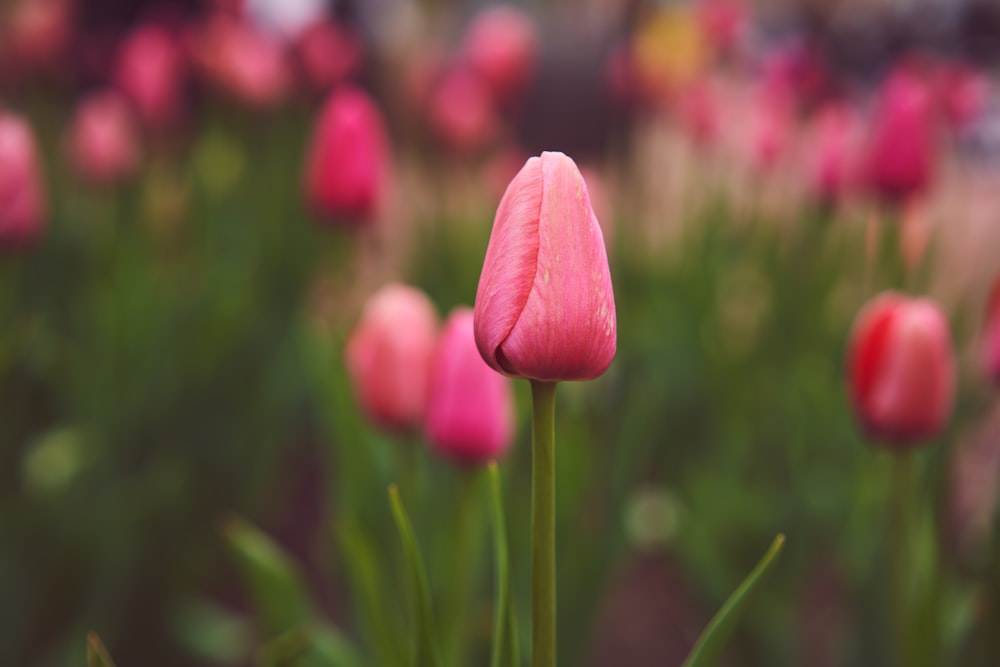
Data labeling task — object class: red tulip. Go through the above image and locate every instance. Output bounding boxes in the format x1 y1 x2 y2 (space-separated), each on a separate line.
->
983 276 1000 385
474 151 616 381
67 91 140 187
426 308 514 465
426 68 499 154
0 112 46 249
305 86 391 226
460 4 539 106
863 69 937 203
345 284 439 432
115 24 186 130
847 292 956 446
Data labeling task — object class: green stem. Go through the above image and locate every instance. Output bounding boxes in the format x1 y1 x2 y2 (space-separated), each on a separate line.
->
530 380 557 667
889 452 915 667
443 468 484 667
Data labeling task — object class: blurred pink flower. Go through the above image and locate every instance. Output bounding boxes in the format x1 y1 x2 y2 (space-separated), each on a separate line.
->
863 69 937 204
189 14 291 109
474 151 616 381
697 0 745 55
0 112 46 249
461 4 539 107
847 292 955 447
346 284 439 432
808 103 862 204
0 0 73 75
426 68 500 154
426 308 514 466
675 79 719 146
67 91 141 187
935 63 989 130
304 85 391 226
293 19 363 94
114 24 187 131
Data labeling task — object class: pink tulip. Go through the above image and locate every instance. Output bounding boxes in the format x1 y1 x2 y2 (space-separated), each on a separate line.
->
190 14 291 109
305 85 391 226
461 4 539 106
936 63 989 130
114 24 186 131
697 0 745 54
67 91 140 187
847 292 955 447
863 69 937 203
293 19 363 94
426 308 514 465
426 68 499 154
983 276 1000 385
345 284 439 432
675 79 719 147
809 104 861 204
474 151 616 382
0 0 73 76
0 112 46 249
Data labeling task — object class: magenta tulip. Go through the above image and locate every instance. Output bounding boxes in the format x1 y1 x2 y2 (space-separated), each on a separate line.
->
847 292 956 447
304 85 390 226
474 151 616 381
67 91 140 187
115 24 186 130
426 67 499 154
426 308 514 465
983 276 1000 385
345 284 439 432
863 69 937 203
0 112 46 249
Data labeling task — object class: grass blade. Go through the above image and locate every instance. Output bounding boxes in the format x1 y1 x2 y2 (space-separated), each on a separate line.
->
681 534 786 667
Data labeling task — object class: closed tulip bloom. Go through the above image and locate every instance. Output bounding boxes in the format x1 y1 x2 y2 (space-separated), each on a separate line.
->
293 19 363 94
305 86 390 225
115 24 186 130
847 292 956 446
345 284 439 431
983 276 1000 384
810 104 861 204
474 151 616 381
426 308 514 465
864 69 936 203
426 68 499 154
461 4 538 105
68 91 140 187
0 112 46 249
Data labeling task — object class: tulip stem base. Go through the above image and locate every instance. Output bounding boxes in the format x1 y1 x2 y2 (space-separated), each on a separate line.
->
530 380 557 667
889 452 915 667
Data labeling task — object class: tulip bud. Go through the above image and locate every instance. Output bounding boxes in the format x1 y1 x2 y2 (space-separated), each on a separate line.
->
983 276 1000 385
293 19 363 94
0 112 46 249
67 91 141 187
863 69 937 204
345 284 438 431
115 24 186 131
847 292 956 447
474 151 616 381
809 104 861 204
426 68 499 154
304 86 391 226
426 308 514 465
461 4 539 107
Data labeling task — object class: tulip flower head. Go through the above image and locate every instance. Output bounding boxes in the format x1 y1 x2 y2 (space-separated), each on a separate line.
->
345 284 439 432
847 292 956 447
0 112 46 249
426 308 514 466
115 24 186 130
474 151 616 382
68 91 141 187
983 276 1000 385
426 67 500 154
461 4 539 106
305 85 390 226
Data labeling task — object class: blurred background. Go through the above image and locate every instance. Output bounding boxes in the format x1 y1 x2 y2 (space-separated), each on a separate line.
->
2 0 1000 665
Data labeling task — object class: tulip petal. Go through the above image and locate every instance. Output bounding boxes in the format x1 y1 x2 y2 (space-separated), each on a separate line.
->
474 156 544 372
497 152 616 381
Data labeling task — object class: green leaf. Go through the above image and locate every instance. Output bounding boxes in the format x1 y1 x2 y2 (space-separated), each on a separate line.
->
488 463 519 667
255 622 364 667
222 515 313 637
87 632 117 667
681 534 786 667
388 484 441 667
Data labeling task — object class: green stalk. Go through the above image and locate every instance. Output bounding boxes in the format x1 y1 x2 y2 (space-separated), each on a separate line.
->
889 452 915 667
530 381 557 667
489 463 519 667
442 468 484 667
